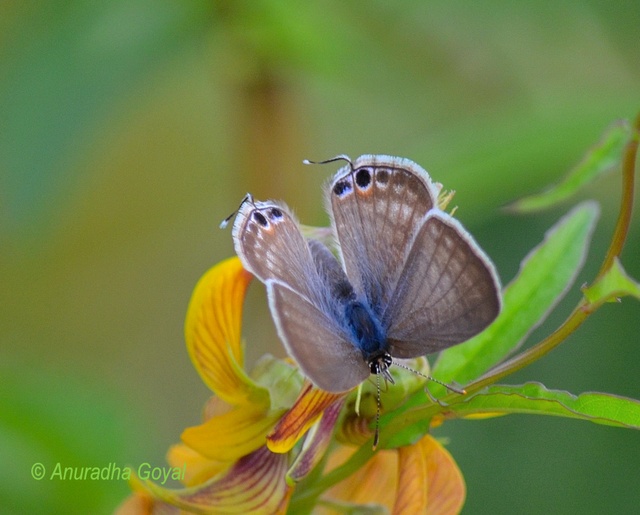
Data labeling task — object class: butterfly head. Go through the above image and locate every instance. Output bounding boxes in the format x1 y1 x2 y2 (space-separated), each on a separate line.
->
368 351 394 381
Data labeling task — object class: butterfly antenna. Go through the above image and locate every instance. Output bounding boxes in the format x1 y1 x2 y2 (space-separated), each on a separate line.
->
303 155 353 170
392 361 467 395
219 194 254 229
373 373 381 450
425 385 449 408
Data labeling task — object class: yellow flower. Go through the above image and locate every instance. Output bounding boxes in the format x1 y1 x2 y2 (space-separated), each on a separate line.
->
318 434 465 514
116 256 466 514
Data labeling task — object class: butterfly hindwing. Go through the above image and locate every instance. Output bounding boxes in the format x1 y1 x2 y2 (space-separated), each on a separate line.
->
383 211 502 357
268 280 369 393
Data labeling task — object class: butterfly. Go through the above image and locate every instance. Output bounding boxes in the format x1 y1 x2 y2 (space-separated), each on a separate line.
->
225 155 501 394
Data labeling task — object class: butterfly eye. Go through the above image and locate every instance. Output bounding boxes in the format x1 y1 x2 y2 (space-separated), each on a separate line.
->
269 208 283 220
332 180 352 197
252 211 268 227
355 168 372 189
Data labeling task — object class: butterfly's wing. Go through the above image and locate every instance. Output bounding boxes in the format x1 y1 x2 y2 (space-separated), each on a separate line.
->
232 199 369 392
326 155 440 313
382 211 501 357
267 281 369 392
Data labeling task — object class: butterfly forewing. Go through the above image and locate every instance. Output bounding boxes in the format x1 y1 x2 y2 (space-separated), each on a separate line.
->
327 155 440 313
383 212 502 357
232 199 368 392
232 200 322 305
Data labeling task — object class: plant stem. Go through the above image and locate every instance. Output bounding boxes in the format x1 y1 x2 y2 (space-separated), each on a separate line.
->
597 112 640 278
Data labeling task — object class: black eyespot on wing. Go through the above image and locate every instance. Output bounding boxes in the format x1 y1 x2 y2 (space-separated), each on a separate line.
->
375 169 390 184
269 208 283 220
253 211 268 227
355 168 372 189
333 180 352 197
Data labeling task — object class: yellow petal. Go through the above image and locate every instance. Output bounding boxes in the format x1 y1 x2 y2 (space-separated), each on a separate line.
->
321 445 398 512
139 446 292 514
423 435 466 515
393 434 465 515
394 442 428 514
182 403 284 462
185 256 268 406
267 382 345 454
202 394 235 421
166 443 230 487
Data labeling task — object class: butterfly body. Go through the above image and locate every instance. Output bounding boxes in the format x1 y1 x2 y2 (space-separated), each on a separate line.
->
231 155 501 393
344 300 386 359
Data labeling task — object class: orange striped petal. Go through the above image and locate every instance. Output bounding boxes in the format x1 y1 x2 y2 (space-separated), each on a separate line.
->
321 446 398 511
182 403 284 462
393 434 465 515
423 435 466 515
267 382 345 454
185 256 268 407
139 446 292 514
394 442 428 514
166 443 230 487
287 397 346 482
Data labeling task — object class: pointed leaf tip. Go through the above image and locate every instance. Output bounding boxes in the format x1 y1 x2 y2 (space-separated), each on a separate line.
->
507 120 631 213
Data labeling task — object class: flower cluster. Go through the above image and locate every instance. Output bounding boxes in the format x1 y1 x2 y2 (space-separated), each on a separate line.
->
116 256 465 514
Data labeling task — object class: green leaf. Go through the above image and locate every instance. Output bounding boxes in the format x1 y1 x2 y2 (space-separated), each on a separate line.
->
506 120 631 212
432 201 600 388
583 257 640 310
448 383 640 429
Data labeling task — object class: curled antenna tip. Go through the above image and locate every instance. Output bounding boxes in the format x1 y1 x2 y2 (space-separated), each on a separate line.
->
219 193 253 230
303 155 353 167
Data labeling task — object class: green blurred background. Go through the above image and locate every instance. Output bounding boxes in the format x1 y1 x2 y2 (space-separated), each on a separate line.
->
1 1 639 513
